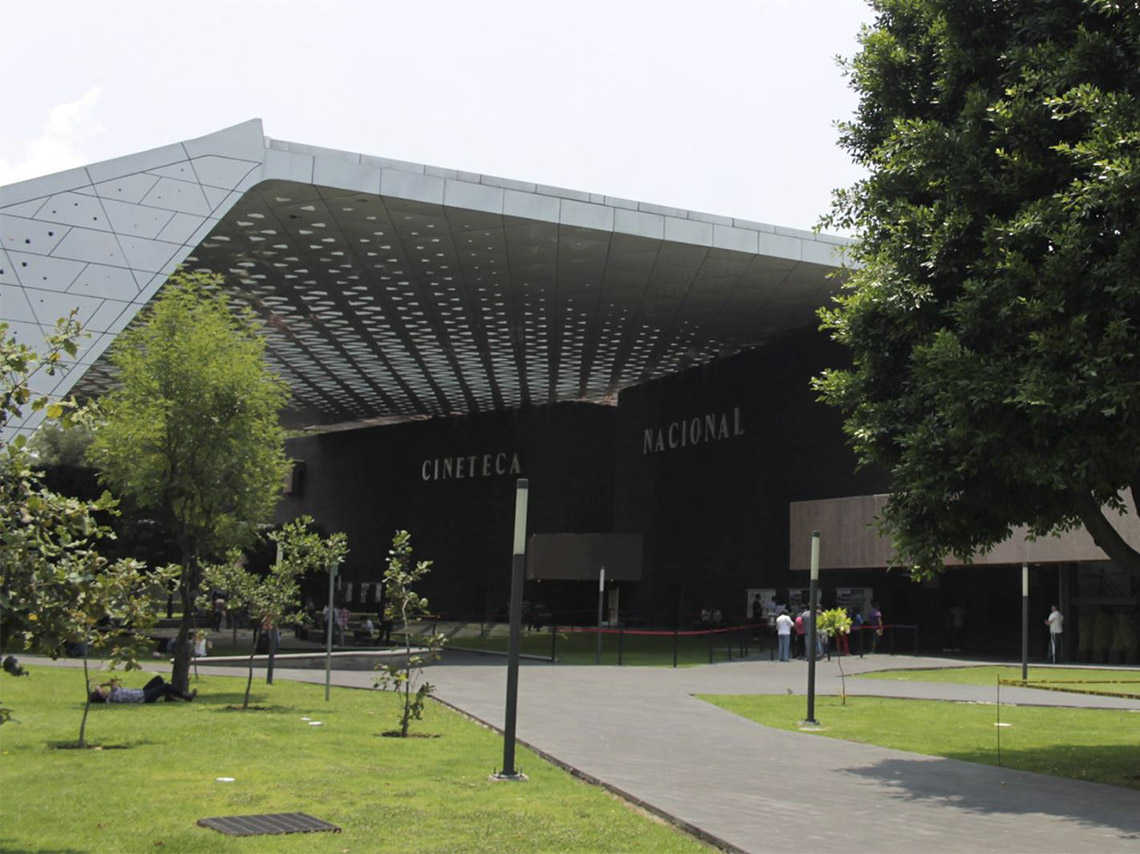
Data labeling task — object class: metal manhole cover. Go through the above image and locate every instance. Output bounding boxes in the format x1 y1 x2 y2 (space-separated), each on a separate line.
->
197 812 341 837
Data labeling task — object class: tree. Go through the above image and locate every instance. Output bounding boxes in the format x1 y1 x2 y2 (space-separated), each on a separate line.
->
200 517 348 709
1 317 175 745
87 271 291 691
816 608 853 704
817 1 1140 579
374 531 446 737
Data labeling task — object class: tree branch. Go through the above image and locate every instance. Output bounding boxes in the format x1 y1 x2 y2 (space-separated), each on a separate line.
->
1070 488 1140 579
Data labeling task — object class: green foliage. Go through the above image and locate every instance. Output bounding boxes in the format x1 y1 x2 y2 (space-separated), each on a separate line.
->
817 608 853 638
1 316 175 743
87 270 291 690
817 608 854 703
200 516 348 708
27 420 94 469
374 530 447 736
817 1 1140 578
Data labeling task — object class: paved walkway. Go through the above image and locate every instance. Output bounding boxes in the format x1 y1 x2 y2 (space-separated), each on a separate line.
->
30 651 1140 852
266 652 1139 853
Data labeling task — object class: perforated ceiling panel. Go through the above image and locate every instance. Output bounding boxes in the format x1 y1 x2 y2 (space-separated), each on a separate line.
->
73 179 840 428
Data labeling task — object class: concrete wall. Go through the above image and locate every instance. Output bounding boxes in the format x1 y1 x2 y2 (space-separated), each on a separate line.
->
789 493 1140 570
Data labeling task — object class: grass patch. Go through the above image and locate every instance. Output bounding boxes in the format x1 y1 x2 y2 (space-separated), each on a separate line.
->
1 667 709 853
453 628 757 667
698 694 1140 789
856 665 1140 696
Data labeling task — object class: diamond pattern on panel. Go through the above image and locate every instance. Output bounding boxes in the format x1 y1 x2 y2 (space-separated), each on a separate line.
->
0 125 266 441
68 179 840 429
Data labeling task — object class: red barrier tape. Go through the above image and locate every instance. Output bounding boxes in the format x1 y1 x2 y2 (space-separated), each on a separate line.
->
552 623 760 638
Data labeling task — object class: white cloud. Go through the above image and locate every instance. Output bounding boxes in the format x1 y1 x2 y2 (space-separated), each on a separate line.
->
0 88 103 185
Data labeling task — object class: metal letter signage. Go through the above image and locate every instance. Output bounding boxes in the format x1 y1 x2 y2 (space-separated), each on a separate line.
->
641 407 744 455
421 451 522 481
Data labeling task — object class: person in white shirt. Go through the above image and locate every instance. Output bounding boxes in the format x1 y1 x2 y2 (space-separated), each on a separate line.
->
1045 605 1064 662
776 610 795 662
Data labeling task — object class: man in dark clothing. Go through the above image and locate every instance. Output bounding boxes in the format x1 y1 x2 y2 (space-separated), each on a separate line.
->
89 675 196 704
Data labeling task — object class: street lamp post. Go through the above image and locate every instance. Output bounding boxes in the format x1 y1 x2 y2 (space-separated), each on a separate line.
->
1021 563 1029 681
325 560 338 702
496 478 529 781
804 530 821 726
595 566 605 665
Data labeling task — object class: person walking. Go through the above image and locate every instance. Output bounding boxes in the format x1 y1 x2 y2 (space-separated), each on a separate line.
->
776 610 794 662
1045 605 1064 662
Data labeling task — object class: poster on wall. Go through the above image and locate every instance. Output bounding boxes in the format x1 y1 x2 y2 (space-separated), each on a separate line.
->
745 588 776 624
836 587 874 619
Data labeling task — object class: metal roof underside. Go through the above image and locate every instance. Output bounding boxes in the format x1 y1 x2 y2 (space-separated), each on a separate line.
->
73 179 840 429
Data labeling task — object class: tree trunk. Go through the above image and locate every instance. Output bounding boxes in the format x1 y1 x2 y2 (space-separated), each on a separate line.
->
78 642 92 748
244 626 258 710
1071 490 1140 580
171 553 200 694
400 602 411 737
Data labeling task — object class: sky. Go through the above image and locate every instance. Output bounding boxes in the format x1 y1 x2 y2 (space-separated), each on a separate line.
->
0 0 873 233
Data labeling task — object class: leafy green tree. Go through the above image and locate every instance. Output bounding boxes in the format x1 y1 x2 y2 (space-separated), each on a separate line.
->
817 608 854 704
87 271 291 691
200 517 348 709
1 317 175 745
374 531 446 737
818 1 1140 578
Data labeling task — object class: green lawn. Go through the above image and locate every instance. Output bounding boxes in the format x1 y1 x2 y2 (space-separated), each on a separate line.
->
698 694 1140 789
451 628 759 667
0 667 709 853
856 665 1140 697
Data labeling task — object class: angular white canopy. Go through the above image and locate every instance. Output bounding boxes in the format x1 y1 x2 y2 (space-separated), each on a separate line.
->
1 120 848 436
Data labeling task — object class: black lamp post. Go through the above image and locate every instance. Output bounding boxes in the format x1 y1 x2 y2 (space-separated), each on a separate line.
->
804 530 821 726
496 478 529 781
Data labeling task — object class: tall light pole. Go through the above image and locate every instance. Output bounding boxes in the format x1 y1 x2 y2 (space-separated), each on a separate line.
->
325 560 338 702
1021 562 1029 681
595 566 606 665
496 478 529 781
804 530 821 726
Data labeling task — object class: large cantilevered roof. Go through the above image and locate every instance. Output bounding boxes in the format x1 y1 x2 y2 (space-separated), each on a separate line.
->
1 120 848 435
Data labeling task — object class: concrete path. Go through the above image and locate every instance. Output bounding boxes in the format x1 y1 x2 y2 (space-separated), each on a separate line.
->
29 652 1140 852
413 654 1140 853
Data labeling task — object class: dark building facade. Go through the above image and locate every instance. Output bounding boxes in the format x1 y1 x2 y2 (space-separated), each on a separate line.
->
279 325 886 625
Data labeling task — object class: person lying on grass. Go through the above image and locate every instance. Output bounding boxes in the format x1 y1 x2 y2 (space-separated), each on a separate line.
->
89 675 197 704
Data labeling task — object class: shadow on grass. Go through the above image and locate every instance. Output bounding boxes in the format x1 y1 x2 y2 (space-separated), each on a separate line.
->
46 739 155 750
193 691 278 707
840 754 1140 838
1 838 87 854
941 742 1140 791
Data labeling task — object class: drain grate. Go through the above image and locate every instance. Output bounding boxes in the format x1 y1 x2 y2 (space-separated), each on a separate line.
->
197 812 341 837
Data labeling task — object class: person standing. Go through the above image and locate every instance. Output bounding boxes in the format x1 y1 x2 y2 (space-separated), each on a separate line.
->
868 602 884 653
1045 605 1064 662
794 609 807 659
776 610 794 662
